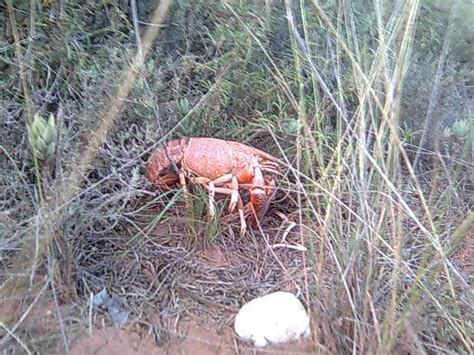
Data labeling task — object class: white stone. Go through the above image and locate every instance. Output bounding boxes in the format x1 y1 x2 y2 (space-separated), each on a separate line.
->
234 291 310 347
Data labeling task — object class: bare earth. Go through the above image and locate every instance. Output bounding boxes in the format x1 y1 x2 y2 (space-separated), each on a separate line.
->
69 321 316 355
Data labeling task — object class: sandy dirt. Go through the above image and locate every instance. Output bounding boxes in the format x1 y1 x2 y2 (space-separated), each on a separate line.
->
1 241 319 354
69 321 316 355
65 242 317 354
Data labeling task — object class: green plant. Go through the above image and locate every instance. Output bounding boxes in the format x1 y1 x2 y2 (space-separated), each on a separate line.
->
27 113 57 162
451 119 471 138
25 112 57 202
177 98 190 117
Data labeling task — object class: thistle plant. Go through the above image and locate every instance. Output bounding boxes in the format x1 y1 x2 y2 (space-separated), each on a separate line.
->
27 112 57 202
451 119 470 138
27 112 57 162
451 119 472 182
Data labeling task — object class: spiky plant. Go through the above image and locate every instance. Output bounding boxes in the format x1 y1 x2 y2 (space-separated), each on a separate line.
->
27 113 57 162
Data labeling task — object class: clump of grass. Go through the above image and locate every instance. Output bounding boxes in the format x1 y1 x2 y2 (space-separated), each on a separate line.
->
270 0 472 352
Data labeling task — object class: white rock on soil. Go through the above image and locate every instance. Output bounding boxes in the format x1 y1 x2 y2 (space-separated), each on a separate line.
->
234 291 310 347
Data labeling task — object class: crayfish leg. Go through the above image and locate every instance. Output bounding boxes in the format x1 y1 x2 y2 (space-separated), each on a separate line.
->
179 171 192 210
208 181 216 217
249 167 268 224
229 176 239 213
237 195 247 237
203 184 247 236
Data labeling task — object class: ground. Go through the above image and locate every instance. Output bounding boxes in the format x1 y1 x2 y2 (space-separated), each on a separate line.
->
1 228 319 354
68 321 315 355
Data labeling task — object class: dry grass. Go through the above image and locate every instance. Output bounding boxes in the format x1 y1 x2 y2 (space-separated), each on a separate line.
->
1 0 473 354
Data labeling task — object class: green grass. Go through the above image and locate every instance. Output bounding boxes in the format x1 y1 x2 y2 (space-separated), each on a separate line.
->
0 0 472 353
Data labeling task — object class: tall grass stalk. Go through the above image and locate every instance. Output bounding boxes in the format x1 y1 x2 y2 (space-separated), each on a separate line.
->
6 0 44 203
254 0 470 351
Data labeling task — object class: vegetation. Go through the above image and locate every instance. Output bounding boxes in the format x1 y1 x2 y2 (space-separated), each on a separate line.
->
1 0 472 353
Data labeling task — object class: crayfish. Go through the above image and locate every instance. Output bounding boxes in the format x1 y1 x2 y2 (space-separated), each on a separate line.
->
146 137 280 235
